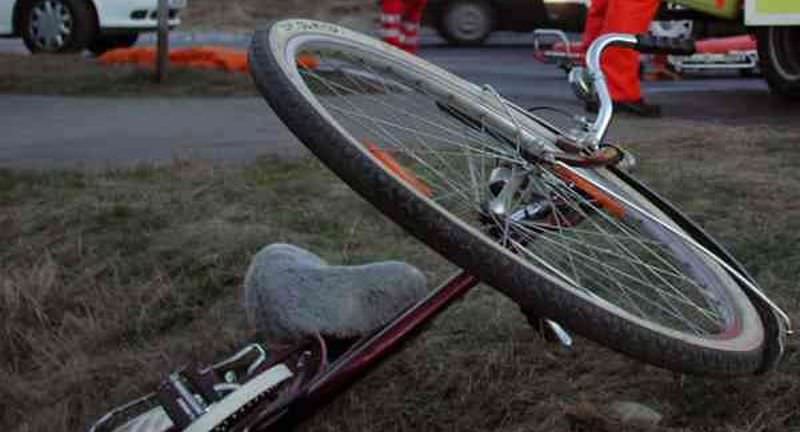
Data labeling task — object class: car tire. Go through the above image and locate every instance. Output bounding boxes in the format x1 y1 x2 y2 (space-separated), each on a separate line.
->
89 33 139 56
757 26 800 98
20 0 96 54
438 0 495 46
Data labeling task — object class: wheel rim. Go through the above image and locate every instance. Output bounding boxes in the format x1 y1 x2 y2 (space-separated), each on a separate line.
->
769 27 800 81
29 0 74 51
445 3 491 42
261 25 762 349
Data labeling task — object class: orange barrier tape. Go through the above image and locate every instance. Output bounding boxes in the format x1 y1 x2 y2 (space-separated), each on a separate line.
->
366 142 433 198
99 47 158 67
99 46 248 72
169 46 249 72
552 164 626 219
99 46 320 73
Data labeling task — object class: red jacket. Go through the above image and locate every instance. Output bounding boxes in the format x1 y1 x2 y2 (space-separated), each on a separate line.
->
583 0 660 102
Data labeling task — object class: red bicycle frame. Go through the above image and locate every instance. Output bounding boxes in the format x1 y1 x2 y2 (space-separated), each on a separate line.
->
273 271 480 429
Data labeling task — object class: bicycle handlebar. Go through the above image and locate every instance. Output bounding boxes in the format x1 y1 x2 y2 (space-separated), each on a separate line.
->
583 33 696 148
584 33 637 147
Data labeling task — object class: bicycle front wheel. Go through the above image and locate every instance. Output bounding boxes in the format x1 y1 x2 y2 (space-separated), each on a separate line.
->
249 19 775 375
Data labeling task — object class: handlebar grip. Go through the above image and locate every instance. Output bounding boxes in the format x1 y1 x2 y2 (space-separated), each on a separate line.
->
634 35 696 56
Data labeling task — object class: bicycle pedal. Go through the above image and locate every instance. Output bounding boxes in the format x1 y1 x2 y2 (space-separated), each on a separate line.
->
210 343 270 382
185 367 223 404
151 345 272 429
155 363 295 431
157 370 210 428
183 364 294 431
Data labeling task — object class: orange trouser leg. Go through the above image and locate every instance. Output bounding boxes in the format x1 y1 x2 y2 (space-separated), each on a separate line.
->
601 0 660 102
381 0 404 48
401 0 427 53
582 0 609 47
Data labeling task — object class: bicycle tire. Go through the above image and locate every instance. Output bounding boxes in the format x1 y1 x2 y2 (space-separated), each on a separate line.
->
249 19 777 376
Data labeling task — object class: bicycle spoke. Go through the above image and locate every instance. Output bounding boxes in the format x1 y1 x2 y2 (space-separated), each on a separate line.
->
508 221 721 331
292 41 736 337
539 181 721 328
543 178 721 321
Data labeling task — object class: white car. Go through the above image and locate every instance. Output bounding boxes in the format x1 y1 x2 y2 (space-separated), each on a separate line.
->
0 0 186 54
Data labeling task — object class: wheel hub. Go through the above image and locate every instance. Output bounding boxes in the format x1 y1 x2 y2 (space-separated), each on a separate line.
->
457 9 481 33
481 166 555 243
30 1 73 50
449 5 489 39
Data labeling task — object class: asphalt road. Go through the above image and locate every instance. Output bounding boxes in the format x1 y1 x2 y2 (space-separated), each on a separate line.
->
1 37 799 168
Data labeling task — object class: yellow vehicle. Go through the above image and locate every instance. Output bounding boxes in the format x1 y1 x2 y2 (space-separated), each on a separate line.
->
675 0 800 97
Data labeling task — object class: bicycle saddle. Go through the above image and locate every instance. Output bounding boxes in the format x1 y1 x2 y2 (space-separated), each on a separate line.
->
243 243 428 342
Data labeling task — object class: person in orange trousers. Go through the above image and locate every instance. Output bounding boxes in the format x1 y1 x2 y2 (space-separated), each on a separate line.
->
380 0 428 54
583 0 662 116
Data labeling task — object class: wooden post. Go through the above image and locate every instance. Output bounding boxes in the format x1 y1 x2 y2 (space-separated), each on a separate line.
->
156 0 169 82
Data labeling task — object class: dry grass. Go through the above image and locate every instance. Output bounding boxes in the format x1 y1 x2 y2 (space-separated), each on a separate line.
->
1 120 799 431
0 54 256 97
0 157 452 431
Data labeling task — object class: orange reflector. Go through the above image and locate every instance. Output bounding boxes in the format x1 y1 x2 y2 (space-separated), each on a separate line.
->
297 53 320 70
552 164 626 219
366 142 433 198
